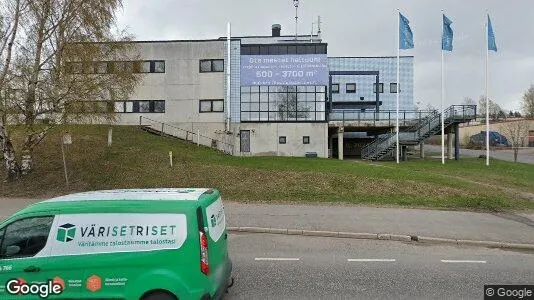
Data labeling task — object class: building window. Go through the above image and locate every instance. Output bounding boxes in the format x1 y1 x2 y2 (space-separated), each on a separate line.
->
346 83 356 94
153 61 165 73
113 100 165 113
199 99 224 113
331 84 340 94
373 83 384 93
241 44 327 55
199 59 224 73
303 136 310 144
0 217 53 258
390 83 399 93
66 60 165 74
279 136 287 144
240 85 327 122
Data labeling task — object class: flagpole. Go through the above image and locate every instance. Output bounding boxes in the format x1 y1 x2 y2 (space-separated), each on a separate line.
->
485 12 490 166
396 9 400 164
441 10 445 165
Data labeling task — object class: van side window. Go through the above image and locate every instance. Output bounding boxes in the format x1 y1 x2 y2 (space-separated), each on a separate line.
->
0 217 54 259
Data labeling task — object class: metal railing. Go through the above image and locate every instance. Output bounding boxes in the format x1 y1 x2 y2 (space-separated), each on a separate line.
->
139 116 234 155
361 105 477 160
329 109 436 126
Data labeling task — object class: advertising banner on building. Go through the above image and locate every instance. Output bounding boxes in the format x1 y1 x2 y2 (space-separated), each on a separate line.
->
241 54 328 86
39 213 188 256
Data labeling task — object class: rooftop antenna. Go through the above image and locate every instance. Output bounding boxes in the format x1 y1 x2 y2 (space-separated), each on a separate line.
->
317 15 321 40
293 0 299 40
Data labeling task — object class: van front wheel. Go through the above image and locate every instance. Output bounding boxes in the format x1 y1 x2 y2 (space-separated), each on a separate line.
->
141 290 178 300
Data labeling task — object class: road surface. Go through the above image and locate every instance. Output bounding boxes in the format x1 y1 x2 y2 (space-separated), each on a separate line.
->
226 233 534 300
425 144 534 164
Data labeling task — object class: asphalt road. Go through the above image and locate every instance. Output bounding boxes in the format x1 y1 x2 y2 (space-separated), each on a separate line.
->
424 144 534 164
226 233 534 300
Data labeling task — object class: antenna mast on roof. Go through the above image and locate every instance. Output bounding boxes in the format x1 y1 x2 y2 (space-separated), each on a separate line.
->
317 16 321 40
293 0 299 40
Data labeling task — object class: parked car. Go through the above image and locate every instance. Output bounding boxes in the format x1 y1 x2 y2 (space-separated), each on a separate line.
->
0 188 233 300
470 131 510 147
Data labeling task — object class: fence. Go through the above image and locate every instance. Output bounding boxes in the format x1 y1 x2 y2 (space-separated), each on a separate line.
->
139 116 234 155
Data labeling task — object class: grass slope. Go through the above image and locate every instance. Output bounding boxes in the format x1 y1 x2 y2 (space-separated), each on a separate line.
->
1 125 533 211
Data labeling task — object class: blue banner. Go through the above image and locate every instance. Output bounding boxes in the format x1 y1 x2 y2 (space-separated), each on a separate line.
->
240 54 329 86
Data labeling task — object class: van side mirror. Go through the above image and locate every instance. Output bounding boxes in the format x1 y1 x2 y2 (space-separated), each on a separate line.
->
5 245 21 257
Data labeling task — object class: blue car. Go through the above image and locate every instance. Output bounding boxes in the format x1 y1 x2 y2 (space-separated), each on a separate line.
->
470 131 510 147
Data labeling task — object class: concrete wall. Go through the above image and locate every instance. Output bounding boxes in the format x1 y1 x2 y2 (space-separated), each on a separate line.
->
116 40 227 140
232 123 328 158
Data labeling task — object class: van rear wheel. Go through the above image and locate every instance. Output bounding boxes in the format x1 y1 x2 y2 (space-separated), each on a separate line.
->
141 291 177 300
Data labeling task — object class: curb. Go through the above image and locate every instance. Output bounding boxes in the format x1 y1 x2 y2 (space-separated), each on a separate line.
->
226 227 534 251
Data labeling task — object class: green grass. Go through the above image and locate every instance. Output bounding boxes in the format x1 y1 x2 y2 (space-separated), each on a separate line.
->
1 125 533 211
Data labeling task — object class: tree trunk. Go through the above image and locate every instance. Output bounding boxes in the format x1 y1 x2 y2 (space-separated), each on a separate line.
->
514 148 518 163
0 126 21 181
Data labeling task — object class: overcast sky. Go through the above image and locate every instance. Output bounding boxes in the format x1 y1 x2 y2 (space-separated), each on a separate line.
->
116 0 533 112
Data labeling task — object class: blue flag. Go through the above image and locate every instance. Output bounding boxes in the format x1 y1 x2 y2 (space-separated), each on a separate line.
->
487 14 497 52
399 13 414 50
442 14 453 51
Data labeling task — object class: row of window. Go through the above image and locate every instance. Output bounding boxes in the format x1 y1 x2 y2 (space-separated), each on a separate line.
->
200 59 224 73
114 100 166 113
241 44 327 55
65 60 165 74
331 83 400 94
240 86 327 122
199 99 224 112
279 136 310 144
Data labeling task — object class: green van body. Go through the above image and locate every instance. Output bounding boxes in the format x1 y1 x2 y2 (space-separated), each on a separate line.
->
0 188 232 300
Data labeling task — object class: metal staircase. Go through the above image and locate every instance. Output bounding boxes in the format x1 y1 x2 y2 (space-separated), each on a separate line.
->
361 105 476 161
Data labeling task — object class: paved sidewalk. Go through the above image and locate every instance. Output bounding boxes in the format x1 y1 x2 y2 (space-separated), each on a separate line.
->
224 202 534 245
2 198 533 245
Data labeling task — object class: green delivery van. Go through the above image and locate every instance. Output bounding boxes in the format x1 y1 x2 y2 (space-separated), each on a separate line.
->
0 188 233 300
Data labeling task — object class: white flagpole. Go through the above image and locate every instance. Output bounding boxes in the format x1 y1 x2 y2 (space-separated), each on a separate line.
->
441 10 445 165
485 12 490 166
396 9 400 164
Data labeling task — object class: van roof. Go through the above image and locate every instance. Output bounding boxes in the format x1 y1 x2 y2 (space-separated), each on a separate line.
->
43 188 212 202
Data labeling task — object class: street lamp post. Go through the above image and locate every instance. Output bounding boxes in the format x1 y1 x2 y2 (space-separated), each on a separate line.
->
293 0 299 40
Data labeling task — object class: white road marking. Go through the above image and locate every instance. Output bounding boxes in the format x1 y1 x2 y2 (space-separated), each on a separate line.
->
441 260 487 264
347 259 396 262
255 257 300 261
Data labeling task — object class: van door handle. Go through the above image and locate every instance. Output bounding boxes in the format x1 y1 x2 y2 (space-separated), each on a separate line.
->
24 266 40 273
224 233 228 240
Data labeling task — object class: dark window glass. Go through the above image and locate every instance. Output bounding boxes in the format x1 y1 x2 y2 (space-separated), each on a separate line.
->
303 136 310 144
241 46 250 55
212 60 224 72
132 101 140 113
316 44 327 54
200 60 212 72
278 45 287 55
279 136 287 144
138 101 150 113
268 45 278 55
250 46 260 55
297 45 307 54
200 100 224 113
154 101 165 113
153 61 165 73
0 217 53 259
288 45 297 54
331 84 340 94
306 45 316 54
346 83 356 93
374 83 384 93
390 83 399 93
259 45 269 55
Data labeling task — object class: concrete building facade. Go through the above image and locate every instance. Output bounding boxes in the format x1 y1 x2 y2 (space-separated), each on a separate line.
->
111 26 418 159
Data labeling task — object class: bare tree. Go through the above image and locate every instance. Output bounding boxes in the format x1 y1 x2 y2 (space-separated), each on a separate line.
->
478 96 504 121
0 0 141 181
462 97 476 106
522 84 534 119
502 120 530 163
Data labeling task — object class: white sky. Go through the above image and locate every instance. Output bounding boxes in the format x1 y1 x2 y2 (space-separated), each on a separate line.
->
116 0 534 112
